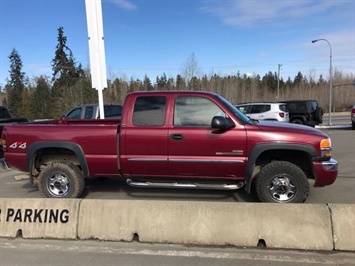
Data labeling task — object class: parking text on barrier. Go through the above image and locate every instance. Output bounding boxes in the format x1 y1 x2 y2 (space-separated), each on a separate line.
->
0 208 69 223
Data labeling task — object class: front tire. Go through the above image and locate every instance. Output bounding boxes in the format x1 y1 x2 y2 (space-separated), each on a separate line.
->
255 161 309 203
38 161 85 198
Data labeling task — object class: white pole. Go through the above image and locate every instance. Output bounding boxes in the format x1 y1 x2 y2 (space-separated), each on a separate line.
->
85 0 108 119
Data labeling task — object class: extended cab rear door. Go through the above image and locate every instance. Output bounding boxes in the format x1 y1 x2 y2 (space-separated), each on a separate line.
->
119 94 169 176
168 94 247 179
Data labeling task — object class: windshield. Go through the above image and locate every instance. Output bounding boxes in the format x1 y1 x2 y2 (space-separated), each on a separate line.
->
214 94 251 124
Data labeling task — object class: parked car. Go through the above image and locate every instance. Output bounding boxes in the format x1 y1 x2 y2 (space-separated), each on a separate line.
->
235 102 289 122
63 103 122 119
282 100 323 127
351 106 355 130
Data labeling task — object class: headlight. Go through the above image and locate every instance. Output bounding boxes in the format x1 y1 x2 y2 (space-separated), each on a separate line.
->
320 138 332 157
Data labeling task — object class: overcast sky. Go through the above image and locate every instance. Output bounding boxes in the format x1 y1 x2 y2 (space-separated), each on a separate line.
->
0 0 354 88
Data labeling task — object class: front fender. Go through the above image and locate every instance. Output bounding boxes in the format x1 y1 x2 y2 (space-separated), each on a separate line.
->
244 143 317 193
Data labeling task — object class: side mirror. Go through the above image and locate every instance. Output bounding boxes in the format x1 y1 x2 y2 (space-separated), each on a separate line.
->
211 116 235 130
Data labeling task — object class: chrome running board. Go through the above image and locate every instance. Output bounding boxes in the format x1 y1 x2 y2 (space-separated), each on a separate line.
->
126 179 244 190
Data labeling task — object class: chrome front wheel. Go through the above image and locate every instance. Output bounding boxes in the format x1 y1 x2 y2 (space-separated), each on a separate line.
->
268 174 297 202
255 161 309 203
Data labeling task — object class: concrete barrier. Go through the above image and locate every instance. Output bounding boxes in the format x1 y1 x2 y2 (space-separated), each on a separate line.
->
1 198 354 251
0 198 80 239
78 200 333 250
329 204 355 251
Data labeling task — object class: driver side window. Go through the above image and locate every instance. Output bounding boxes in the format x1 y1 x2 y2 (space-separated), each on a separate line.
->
174 96 224 127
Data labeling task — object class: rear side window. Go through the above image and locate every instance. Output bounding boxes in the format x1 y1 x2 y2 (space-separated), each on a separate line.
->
288 102 307 112
250 104 270 114
133 96 166 126
279 104 288 112
84 106 94 119
236 105 251 114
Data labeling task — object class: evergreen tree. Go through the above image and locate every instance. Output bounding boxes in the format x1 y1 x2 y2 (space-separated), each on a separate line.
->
293 71 304 86
318 74 325 84
166 77 175 90
109 78 129 103
50 27 83 117
6 48 26 116
78 75 97 104
19 86 33 120
156 73 167 90
261 71 278 91
51 27 76 86
200 75 209 91
143 75 154 91
129 78 143 92
286 77 293 87
175 74 185 90
32 76 51 119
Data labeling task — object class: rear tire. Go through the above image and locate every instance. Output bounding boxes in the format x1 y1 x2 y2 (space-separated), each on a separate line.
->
38 161 85 198
255 161 309 203
352 122 355 130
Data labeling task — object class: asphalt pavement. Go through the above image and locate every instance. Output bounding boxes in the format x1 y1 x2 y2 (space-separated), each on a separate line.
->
1 238 354 266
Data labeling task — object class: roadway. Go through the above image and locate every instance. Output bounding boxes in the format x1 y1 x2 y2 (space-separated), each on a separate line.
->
1 238 354 266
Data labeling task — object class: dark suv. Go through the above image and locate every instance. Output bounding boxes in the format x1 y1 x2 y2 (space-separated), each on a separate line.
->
282 100 323 127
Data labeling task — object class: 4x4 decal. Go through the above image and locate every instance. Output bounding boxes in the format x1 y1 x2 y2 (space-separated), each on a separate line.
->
9 142 27 149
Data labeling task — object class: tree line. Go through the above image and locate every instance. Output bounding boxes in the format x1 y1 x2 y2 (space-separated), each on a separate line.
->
1 27 354 120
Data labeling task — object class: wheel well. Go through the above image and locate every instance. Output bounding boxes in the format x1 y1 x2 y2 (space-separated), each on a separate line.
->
32 147 81 175
254 149 314 179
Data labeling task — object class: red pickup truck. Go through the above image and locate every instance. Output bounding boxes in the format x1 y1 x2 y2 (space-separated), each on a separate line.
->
1 91 338 203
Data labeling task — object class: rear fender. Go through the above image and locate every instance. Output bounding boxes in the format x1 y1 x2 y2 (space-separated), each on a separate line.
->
26 141 89 177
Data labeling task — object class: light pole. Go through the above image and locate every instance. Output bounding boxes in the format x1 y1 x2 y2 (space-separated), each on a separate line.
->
312 38 332 125
277 64 282 101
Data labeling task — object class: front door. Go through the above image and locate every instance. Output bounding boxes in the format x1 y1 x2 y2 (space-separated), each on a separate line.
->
168 96 247 179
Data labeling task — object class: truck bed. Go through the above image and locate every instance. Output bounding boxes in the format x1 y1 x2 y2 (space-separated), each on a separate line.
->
3 119 121 176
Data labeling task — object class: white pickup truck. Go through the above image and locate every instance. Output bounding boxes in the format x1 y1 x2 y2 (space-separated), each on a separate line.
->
62 103 122 119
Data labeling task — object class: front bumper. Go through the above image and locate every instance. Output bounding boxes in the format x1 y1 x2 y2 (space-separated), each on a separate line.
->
322 158 338 171
314 158 338 187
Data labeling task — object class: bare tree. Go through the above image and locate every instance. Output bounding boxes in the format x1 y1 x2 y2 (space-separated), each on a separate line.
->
180 53 201 90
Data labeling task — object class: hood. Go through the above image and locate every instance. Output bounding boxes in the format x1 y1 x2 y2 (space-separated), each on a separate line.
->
249 120 327 137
